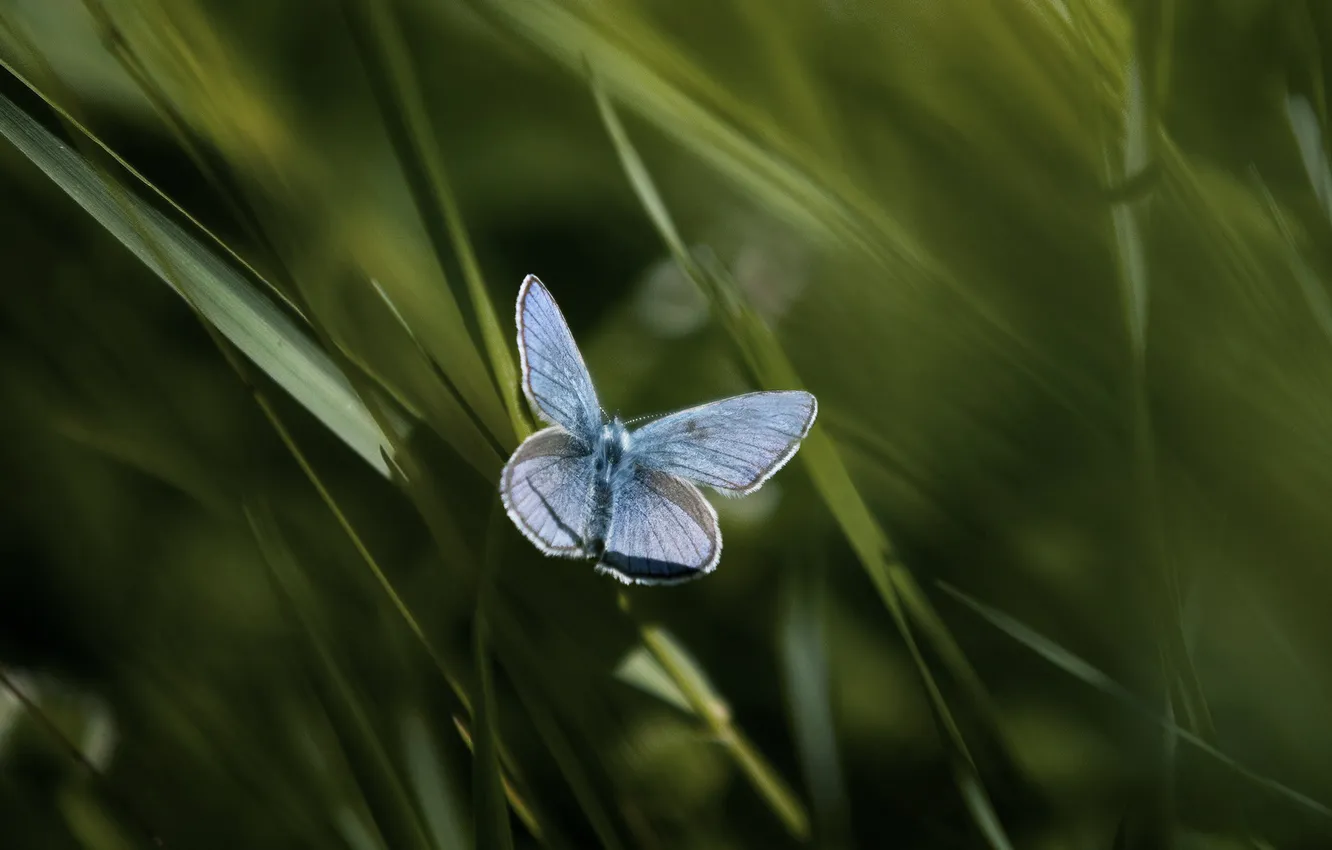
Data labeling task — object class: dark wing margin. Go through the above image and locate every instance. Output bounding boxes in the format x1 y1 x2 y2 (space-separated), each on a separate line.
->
596 467 720 586
626 390 817 496
500 425 595 556
516 275 602 442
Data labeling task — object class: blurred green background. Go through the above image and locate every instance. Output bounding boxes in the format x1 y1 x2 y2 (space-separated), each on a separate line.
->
2 0 1332 847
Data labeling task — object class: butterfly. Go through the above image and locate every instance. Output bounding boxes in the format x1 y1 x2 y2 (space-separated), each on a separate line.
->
500 275 818 585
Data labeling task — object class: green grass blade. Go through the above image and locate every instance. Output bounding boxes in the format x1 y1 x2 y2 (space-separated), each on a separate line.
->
1253 172 1332 350
369 277 507 482
401 712 472 850
341 0 525 445
0 671 166 848
937 581 1332 824
490 607 627 850
613 647 693 715
779 560 851 847
1107 50 1177 842
473 0 1098 417
479 0 919 267
0 90 399 477
0 44 305 322
594 78 1014 848
638 624 810 840
957 770 1015 850
471 610 514 850
1287 94 1332 224
1109 26 1214 748
75 0 301 315
246 501 437 850
58 789 137 850
474 507 515 850
450 716 545 843
1112 51 1150 361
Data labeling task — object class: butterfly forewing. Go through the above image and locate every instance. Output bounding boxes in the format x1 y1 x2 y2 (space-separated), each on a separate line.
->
597 467 720 585
627 391 817 495
517 275 602 442
500 426 595 556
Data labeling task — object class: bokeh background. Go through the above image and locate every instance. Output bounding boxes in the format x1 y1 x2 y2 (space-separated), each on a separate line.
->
2 0 1332 848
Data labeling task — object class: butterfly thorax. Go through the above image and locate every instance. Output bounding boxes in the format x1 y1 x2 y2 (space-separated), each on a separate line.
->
593 418 634 485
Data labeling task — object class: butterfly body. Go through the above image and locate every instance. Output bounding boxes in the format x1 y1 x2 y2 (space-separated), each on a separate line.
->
583 417 633 560
501 275 817 585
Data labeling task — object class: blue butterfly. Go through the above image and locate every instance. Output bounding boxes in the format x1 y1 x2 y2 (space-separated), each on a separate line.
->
500 275 818 585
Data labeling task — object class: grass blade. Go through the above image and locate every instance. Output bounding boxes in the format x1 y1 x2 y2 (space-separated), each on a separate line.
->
594 76 1015 849
471 611 514 850
402 712 471 850
341 0 525 445
936 581 1332 824
780 558 851 847
490 606 628 850
247 501 436 850
450 716 544 843
1287 94 1332 224
471 0 1098 418
637 623 810 840
613 647 692 715
474 507 515 850
0 88 399 476
0 671 167 848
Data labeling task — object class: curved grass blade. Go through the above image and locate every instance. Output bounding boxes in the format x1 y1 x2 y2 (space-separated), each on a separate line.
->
779 556 851 848
450 716 544 843
5 17 495 488
936 581 1332 825
1109 14 1214 742
340 0 525 445
637 623 810 840
472 611 514 850
402 712 472 850
594 78 1014 849
75 0 301 316
0 39 452 484
0 670 168 848
470 0 1100 421
613 647 692 715
1287 94 1332 224
246 501 437 850
0 89 399 477
0 40 303 323
474 506 515 850
490 606 627 850
369 277 507 482
1253 171 1332 350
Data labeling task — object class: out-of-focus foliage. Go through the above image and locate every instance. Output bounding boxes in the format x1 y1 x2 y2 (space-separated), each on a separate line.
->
1 0 1331 848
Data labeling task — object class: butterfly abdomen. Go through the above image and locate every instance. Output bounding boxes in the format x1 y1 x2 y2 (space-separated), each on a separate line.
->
586 421 627 560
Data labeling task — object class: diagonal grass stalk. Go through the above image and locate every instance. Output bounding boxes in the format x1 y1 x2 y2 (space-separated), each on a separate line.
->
594 75 1018 850
937 581 1332 824
339 0 528 446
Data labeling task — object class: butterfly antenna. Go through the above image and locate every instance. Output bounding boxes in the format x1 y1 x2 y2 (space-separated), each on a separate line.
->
623 408 675 426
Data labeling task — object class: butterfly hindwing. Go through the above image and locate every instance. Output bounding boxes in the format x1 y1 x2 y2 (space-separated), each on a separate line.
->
596 466 720 585
500 426 594 556
627 391 817 495
516 275 602 442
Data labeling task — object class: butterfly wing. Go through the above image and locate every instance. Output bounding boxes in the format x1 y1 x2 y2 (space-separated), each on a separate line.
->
500 426 595 556
627 390 817 495
516 275 602 442
597 467 720 585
